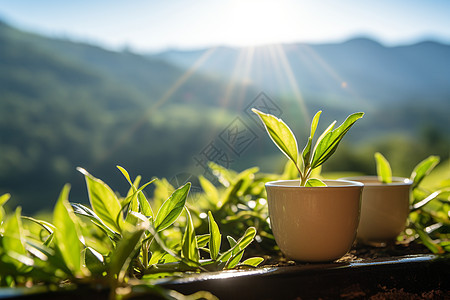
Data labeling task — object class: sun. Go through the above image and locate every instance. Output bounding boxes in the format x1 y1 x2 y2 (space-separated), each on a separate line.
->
228 0 294 47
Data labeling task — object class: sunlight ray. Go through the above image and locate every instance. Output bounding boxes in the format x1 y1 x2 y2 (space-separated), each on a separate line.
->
272 44 310 127
98 47 218 163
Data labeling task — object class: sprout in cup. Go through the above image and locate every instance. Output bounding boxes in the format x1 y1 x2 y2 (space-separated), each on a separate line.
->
252 109 364 187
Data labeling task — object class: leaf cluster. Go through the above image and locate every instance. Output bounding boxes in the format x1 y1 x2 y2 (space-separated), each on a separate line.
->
0 166 263 299
252 109 364 186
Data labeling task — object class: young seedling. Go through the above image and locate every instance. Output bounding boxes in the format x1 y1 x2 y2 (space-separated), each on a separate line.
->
252 109 364 186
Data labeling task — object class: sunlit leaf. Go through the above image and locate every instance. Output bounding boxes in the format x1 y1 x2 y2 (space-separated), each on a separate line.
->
53 184 85 276
71 203 119 242
154 182 190 232
225 248 244 269
252 108 298 166
415 226 444 254
196 234 210 248
410 155 440 189
218 227 256 262
110 220 148 282
199 176 219 206
311 112 364 169
22 216 55 234
77 167 123 233
305 178 327 187
240 257 264 267
181 209 199 266
118 165 154 218
208 211 221 260
0 193 10 206
302 111 322 167
3 207 27 257
375 152 392 183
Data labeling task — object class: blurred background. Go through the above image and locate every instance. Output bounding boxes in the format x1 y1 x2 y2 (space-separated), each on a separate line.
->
0 0 449 213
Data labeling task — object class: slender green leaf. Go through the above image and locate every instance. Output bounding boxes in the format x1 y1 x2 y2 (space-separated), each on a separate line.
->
305 178 327 187
225 248 245 269
412 188 450 211
138 191 153 218
118 165 154 218
240 257 264 267
302 111 322 167
84 247 105 275
77 167 123 233
199 176 219 206
415 226 444 254
218 227 256 262
53 184 84 276
208 211 221 260
227 236 237 248
110 221 148 282
22 216 55 234
181 209 199 266
154 182 190 232
0 193 10 206
375 152 392 183
410 155 440 189
311 112 364 168
252 108 298 166
72 203 119 242
196 234 210 248
3 207 27 257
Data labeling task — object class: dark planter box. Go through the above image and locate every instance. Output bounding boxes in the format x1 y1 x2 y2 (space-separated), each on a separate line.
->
1 254 449 299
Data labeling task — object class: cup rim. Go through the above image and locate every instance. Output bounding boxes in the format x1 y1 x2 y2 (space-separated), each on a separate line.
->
339 176 413 186
265 179 364 188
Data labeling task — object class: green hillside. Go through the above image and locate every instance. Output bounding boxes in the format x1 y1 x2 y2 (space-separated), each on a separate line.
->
0 20 448 213
0 21 262 213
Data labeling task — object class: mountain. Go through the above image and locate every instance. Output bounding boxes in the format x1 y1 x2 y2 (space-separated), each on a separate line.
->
0 20 259 213
152 37 450 105
0 20 448 213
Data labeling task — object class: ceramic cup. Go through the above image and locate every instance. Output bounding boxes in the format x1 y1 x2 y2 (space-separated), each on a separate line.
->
340 176 412 245
265 180 363 262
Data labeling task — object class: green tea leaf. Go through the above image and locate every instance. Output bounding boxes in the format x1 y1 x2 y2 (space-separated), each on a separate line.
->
138 191 154 218
77 167 123 233
219 227 256 262
118 165 155 218
305 178 327 187
72 203 119 240
240 257 264 267
311 112 364 169
410 155 440 189
181 209 199 266
302 111 322 167
0 193 10 206
208 211 221 260
154 182 190 232
22 216 55 234
3 207 27 257
199 175 219 206
375 152 392 184
252 108 299 166
53 184 85 276
225 248 245 269
110 221 148 282
196 234 210 248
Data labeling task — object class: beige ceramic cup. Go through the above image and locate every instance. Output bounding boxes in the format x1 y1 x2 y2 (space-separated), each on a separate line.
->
341 176 412 244
265 180 363 262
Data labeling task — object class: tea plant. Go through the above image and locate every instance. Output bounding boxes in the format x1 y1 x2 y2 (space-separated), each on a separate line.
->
0 166 263 299
252 109 364 186
375 153 450 253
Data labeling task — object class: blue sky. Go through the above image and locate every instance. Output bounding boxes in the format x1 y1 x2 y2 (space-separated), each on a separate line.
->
1 0 449 52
